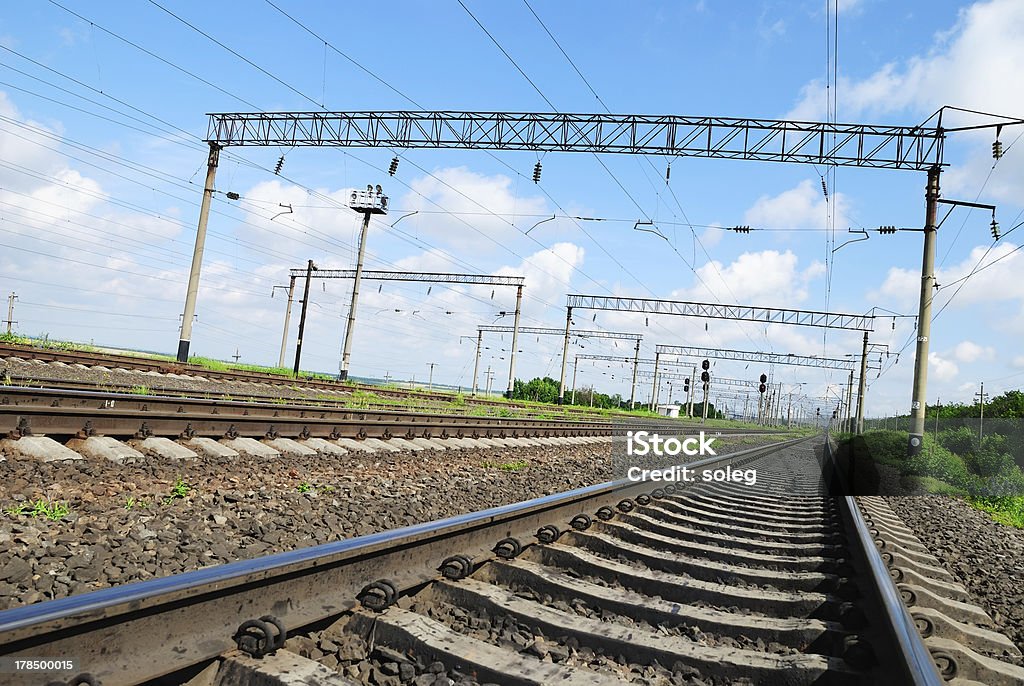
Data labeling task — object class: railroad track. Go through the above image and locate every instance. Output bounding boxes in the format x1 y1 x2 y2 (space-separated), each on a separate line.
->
1 435 1019 685
0 385 779 463
0 343 606 418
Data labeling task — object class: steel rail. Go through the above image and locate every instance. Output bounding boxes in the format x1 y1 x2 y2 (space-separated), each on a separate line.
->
0 436 811 685
824 438 943 685
0 343 614 417
0 386 786 440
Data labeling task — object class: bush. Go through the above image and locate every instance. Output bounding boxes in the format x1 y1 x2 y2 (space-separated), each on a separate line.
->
938 426 975 455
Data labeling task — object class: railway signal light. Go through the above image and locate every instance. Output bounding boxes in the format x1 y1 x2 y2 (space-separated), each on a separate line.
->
701 370 710 383
759 373 767 383
683 379 690 393
388 156 400 175
759 383 766 393
532 161 542 183
701 359 710 370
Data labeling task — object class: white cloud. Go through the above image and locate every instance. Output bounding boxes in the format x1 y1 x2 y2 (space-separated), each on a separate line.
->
789 0 1024 121
929 352 959 381
743 180 849 229
786 0 1024 201
953 340 994 363
401 167 549 251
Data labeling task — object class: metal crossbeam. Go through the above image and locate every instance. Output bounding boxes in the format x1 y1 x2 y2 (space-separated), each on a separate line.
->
292 269 524 286
576 354 689 366
569 295 874 331
481 326 640 340
656 344 856 370
208 111 944 170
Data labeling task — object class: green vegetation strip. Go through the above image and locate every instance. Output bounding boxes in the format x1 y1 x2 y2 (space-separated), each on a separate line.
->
837 428 1024 528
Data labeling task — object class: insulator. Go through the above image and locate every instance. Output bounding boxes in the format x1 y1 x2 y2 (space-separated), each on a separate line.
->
532 161 542 183
225 191 240 200
991 219 1000 240
665 164 671 182
993 140 1003 160
274 155 285 175
388 156 400 175
821 178 828 198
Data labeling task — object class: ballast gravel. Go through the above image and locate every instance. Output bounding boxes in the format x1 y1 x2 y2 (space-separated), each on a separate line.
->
0 437 773 609
886 494 1024 656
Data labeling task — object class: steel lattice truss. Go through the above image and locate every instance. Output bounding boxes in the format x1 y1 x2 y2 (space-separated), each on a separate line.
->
290 269 524 286
569 295 874 331
656 344 856 370
209 111 944 170
576 354 688 366
481 326 640 340
636 370 757 389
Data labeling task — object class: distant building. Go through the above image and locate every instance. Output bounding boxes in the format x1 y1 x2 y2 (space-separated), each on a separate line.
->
657 404 680 418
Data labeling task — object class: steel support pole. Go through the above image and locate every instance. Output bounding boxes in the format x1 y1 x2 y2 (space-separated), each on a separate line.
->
277 275 296 369
339 210 371 381
557 306 572 404
177 142 220 362
688 366 696 417
571 356 578 404
292 260 315 377
505 285 523 398
701 382 709 423
846 369 855 433
471 330 482 397
651 351 662 410
909 166 941 455
856 331 869 434
629 338 640 409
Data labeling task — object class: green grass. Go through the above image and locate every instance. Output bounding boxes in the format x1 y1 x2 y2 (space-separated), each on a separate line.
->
4 499 71 521
481 459 530 471
969 496 1024 528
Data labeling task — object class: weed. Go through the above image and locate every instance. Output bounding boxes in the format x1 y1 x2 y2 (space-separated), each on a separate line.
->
29 499 71 521
319 485 334 493
124 496 136 510
163 477 191 504
129 385 150 395
297 482 312 493
4 503 28 517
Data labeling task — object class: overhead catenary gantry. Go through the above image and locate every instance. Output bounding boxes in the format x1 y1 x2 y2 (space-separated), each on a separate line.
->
654 344 857 371
182 109 951 454
559 294 874 419
473 325 641 404
284 268 525 393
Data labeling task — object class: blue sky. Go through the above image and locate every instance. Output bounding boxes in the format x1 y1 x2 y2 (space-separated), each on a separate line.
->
1 0 1022 416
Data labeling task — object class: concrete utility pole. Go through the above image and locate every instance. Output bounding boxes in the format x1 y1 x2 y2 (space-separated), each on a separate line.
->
846 369 855 433
484 366 495 396
177 142 220 363
471 332 483 397
629 338 641 409
340 186 388 381
908 166 941 455
505 285 523 398
557 306 573 404
273 276 296 368
232 348 241 363
4 292 16 334
975 383 989 444
856 331 869 434
292 260 317 377
426 362 436 391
